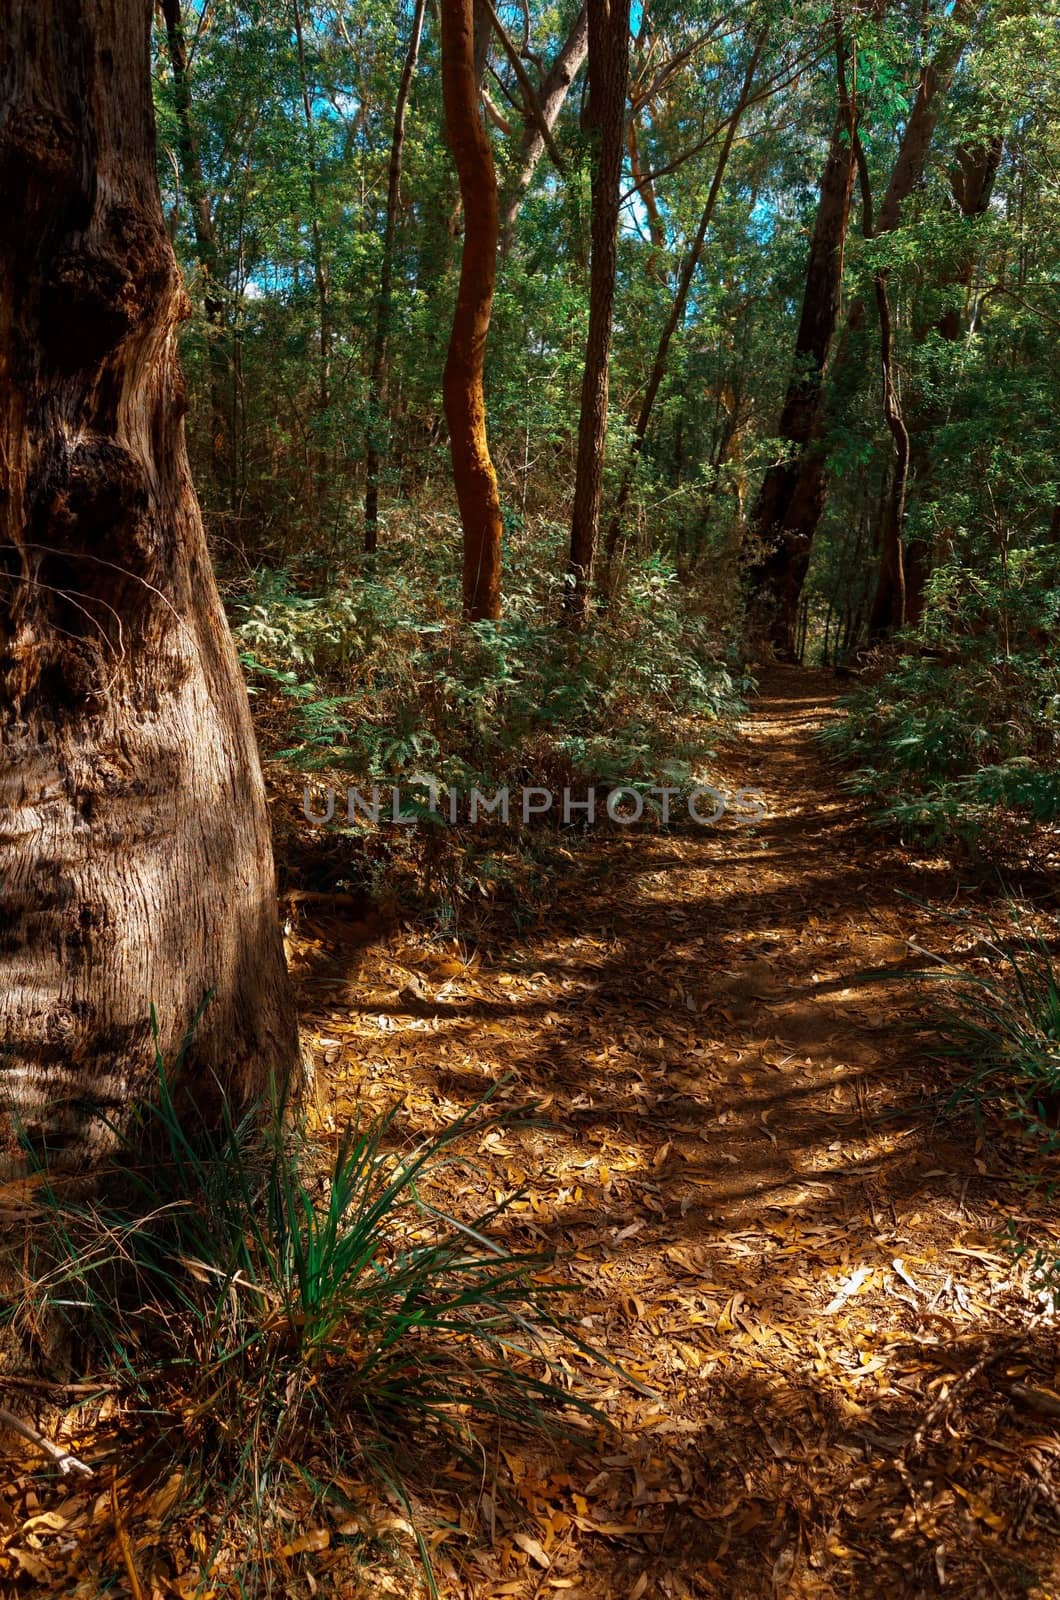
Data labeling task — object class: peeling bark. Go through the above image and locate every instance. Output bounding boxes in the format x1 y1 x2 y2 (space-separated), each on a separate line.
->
0 0 298 1169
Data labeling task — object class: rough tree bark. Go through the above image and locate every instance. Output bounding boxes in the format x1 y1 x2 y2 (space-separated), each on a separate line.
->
604 30 766 562
161 0 233 505
441 0 504 620
364 0 428 553
567 0 631 625
499 5 589 253
746 3 976 655
742 63 857 659
0 0 298 1168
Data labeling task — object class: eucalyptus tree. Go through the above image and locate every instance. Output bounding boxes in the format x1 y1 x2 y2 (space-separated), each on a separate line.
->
0 0 298 1166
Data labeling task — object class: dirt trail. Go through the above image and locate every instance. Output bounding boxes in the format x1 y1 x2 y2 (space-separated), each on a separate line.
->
297 667 1060 1600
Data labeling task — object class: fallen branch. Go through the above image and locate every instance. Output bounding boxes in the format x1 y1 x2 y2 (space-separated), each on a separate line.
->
0 1406 94 1477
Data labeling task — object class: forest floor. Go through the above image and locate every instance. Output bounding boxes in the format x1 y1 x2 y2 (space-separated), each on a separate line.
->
7 672 1060 1600
285 667 1060 1600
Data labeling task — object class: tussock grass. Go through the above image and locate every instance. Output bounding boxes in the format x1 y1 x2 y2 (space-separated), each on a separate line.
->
11 1038 615 1592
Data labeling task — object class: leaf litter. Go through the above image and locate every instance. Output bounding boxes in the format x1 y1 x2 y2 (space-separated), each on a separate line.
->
4 668 1060 1599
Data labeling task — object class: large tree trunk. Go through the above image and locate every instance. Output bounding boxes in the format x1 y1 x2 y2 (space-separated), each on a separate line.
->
763 0 977 641
746 7 979 649
0 0 298 1170
364 0 428 553
742 91 857 659
499 4 589 254
604 30 766 562
441 0 504 620
567 0 631 625
160 0 233 508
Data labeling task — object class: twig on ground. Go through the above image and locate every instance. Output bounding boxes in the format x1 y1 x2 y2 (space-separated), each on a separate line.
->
0 1406 94 1476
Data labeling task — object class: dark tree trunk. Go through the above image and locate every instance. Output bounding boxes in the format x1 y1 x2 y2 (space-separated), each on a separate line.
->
0 0 298 1169
742 87 857 659
936 136 1004 341
364 0 427 553
604 30 765 562
888 135 1004 625
567 0 631 625
161 0 233 504
777 0 977 622
441 0 504 620
755 4 979 656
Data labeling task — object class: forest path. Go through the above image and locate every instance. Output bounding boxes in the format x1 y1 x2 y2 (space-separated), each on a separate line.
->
295 668 1057 1600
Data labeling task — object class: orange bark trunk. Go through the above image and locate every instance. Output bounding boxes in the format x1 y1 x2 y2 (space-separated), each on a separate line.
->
440 0 503 621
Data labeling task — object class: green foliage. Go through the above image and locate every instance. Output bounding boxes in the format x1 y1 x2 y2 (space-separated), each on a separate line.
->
824 543 1060 846
17 1053 612 1588
918 914 1060 1147
234 521 745 795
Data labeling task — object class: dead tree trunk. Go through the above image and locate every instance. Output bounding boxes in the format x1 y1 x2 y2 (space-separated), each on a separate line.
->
161 0 233 504
441 0 504 620
0 0 298 1168
364 0 428 553
567 0 631 625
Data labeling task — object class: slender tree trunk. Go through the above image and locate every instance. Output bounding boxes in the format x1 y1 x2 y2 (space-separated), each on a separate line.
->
364 0 427 553
567 0 631 625
891 135 1004 624
499 4 589 253
292 0 331 517
866 271 911 638
161 0 233 505
441 0 504 620
604 30 765 562
742 59 857 659
0 0 298 1169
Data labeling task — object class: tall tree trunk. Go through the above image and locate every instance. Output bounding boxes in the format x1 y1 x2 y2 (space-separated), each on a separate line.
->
770 0 978 634
0 0 298 1169
499 4 589 253
865 271 911 639
604 30 766 562
936 135 1004 341
742 61 857 660
161 0 233 506
364 0 428 553
885 135 1004 625
292 0 331 517
567 0 631 625
747 4 976 654
441 0 504 620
